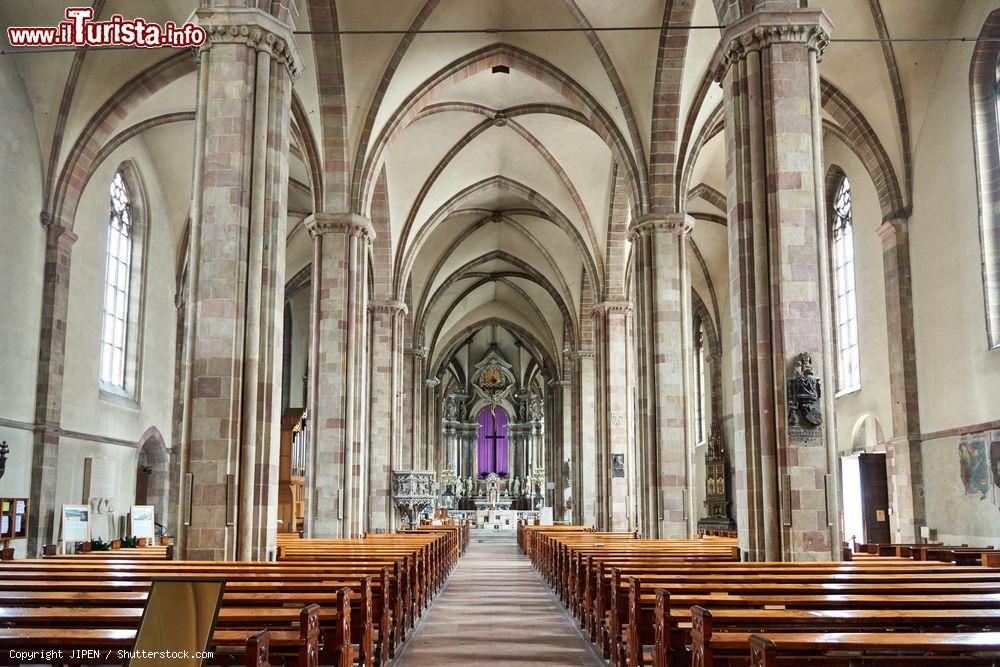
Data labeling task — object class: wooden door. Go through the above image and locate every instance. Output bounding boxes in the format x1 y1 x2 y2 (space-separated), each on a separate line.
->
135 467 150 506
859 453 890 544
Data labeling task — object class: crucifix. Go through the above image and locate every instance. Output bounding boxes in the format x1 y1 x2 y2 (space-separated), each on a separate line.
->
484 428 504 473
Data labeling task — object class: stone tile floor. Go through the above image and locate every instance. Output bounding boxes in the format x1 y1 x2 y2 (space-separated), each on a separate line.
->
397 538 604 666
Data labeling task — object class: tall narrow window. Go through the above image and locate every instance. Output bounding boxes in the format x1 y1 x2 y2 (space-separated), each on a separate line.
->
100 170 133 390
694 323 707 444
832 176 861 393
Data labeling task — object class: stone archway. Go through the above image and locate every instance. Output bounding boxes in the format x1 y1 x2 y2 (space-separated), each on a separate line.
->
135 427 169 538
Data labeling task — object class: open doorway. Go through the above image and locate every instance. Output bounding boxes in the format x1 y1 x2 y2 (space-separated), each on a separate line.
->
841 452 891 548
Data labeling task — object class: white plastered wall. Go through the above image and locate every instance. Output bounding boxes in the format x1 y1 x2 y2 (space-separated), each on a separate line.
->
907 2 1000 545
0 54 46 557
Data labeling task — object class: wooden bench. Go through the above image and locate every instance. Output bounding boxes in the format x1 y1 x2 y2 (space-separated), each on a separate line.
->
690 606 1000 667
748 631 1000 666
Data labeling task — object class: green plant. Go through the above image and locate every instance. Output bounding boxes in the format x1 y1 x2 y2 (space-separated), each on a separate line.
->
90 538 111 552
121 535 140 548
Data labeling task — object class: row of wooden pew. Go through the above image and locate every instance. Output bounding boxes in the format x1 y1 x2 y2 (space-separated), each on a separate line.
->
530 528 1000 666
858 541 1000 565
0 530 461 666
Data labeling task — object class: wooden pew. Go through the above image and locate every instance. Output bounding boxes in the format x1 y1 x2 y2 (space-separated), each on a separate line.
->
690 606 1000 667
748 631 1000 666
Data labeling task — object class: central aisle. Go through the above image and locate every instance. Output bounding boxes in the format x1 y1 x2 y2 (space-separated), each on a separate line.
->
398 537 604 666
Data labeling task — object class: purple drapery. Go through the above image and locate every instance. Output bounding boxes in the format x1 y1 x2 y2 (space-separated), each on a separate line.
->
476 407 509 476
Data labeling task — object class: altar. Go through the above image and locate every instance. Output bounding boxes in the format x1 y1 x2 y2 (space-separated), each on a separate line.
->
446 507 554 530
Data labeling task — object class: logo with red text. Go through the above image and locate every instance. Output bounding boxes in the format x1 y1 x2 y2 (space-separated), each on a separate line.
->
7 7 206 48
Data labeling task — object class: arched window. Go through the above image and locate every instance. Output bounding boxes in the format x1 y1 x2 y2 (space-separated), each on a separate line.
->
832 176 861 393
970 9 1000 349
476 407 509 475
99 166 146 401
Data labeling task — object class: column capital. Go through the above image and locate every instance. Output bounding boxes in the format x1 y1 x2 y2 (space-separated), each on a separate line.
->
628 212 693 241
424 377 441 388
41 214 78 248
405 346 428 359
305 212 376 241
368 299 408 316
876 215 910 244
591 297 633 317
196 7 303 78
569 349 595 360
711 7 833 81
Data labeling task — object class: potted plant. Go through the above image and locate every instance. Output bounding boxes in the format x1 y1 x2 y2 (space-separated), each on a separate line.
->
111 539 121 550
90 538 110 552
121 535 139 549
138 537 148 548
78 541 91 553
160 536 170 546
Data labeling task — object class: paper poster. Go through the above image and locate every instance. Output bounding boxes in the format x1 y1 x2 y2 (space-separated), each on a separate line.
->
61 505 92 543
130 505 155 540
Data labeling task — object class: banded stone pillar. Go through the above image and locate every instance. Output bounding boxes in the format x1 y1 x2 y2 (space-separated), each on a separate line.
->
877 218 925 542
630 214 694 538
305 214 373 539
593 299 633 531
546 379 569 512
404 347 427 469
368 299 406 532
712 6 837 560
27 221 77 556
424 377 440 475
178 8 299 560
571 350 598 527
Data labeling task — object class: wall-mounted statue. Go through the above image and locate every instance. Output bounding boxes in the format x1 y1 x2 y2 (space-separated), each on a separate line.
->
443 396 457 421
0 440 8 481
787 352 823 427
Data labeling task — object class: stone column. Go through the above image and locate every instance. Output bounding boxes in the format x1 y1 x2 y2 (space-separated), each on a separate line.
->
177 7 300 560
424 377 440 475
712 6 837 560
27 221 77 556
571 350 599 527
593 299 633 531
404 347 427 469
546 380 569 511
368 299 406 533
877 218 925 542
305 214 373 539
629 214 693 538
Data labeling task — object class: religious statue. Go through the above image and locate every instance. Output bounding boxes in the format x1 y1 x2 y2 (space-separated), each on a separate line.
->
486 473 500 507
0 440 8 481
511 476 521 498
454 477 463 497
529 397 544 421
465 476 475 498
787 352 823 427
443 396 458 421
